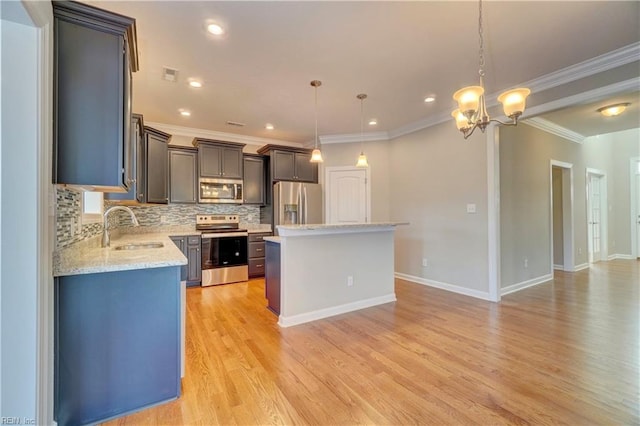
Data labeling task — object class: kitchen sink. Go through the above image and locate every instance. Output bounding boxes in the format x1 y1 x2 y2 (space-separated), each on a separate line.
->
113 242 164 250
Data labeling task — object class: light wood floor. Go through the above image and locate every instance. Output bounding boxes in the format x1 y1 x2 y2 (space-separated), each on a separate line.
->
106 259 638 425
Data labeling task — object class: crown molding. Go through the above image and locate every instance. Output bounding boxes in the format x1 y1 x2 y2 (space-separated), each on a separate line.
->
388 42 640 141
320 131 390 145
145 121 303 148
388 110 453 140
146 43 639 146
522 42 640 95
523 117 586 144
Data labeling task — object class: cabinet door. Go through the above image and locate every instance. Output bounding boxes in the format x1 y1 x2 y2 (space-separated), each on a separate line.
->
222 148 243 179
106 114 139 201
54 18 125 189
146 132 168 204
243 156 265 204
272 151 296 181
294 152 317 182
199 145 222 177
170 236 187 281
186 237 201 283
169 150 197 203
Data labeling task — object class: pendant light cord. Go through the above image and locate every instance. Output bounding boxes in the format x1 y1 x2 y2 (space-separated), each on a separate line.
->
314 85 319 149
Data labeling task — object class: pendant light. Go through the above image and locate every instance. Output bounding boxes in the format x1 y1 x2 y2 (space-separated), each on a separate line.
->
355 94 369 168
309 80 323 163
451 0 530 139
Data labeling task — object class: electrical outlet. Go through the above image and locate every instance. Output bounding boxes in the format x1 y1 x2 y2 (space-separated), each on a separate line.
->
466 203 477 214
422 258 428 267
612 240 616 248
578 248 582 255
347 276 354 287
524 257 528 268
160 215 167 223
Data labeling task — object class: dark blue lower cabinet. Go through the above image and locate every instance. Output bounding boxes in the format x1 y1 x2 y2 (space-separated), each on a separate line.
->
55 266 181 425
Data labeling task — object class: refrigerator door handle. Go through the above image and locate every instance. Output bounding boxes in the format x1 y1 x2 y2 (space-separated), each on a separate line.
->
297 185 302 225
303 185 308 224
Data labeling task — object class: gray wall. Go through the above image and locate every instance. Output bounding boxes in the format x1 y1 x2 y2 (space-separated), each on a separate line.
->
388 121 490 296
500 125 639 288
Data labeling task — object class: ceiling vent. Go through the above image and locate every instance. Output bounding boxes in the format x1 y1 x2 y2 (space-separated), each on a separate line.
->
162 66 179 82
226 121 246 127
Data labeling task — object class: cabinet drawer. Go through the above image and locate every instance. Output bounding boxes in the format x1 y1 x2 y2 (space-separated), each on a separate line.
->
249 258 265 276
249 242 265 258
249 232 271 242
187 235 200 245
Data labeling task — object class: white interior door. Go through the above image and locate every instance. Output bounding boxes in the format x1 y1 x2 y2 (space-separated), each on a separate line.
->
587 174 603 263
326 167 369 224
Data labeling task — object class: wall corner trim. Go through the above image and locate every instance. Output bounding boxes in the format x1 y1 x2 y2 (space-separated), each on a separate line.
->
500 273 553 296
394 273 493 301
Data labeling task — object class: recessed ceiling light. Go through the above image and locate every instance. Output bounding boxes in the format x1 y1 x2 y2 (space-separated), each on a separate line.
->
179 110 191 117
368 119 377 126
207 23 224 35
265 123 274 130
189 80 203 88
597 102 630 117
424 95 436 103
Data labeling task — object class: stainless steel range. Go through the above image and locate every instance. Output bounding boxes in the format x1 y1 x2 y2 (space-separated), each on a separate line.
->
196 214 248 286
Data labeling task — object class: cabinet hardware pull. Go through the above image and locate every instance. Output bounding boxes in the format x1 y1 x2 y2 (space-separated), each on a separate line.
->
256 264 263 268
256 248 263 252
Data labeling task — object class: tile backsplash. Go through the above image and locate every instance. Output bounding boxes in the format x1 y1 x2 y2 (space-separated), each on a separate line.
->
55 187 260 249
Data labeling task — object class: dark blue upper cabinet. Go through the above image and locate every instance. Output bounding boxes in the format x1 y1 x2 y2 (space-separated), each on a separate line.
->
53 1 139 192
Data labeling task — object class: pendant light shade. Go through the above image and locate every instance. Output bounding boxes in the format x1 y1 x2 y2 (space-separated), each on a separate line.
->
309 80 323 163
355 93 369 168
356 153 369 168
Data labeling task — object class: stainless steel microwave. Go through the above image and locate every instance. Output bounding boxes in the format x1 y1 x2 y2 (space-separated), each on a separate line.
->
198 178 243 204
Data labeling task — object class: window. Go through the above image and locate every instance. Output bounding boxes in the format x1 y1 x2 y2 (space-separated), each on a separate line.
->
81 191 103 224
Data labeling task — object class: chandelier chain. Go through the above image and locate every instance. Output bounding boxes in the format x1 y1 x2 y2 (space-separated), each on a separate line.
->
478 0 485 77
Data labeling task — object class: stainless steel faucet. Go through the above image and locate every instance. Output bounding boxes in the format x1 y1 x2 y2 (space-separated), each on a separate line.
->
102 206 140 247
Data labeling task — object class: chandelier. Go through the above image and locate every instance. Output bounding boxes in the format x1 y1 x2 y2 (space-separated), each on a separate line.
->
310 80 324 163
451 0 530 139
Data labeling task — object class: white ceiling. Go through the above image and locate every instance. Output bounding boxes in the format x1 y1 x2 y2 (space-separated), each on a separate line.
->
86 1 640 143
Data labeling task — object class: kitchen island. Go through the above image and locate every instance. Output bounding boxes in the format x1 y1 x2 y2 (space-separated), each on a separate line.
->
264 223 405 327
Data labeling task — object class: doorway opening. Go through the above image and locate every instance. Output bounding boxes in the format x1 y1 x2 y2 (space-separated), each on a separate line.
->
631 157 640 259
586 169 608 263
550 161 574 272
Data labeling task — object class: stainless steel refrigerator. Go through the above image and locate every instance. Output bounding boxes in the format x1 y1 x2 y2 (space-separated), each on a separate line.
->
273 181 323 234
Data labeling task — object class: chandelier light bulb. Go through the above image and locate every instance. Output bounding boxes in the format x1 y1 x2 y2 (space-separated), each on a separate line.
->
451 109 470 131
453 86 484 119
497 88 531 118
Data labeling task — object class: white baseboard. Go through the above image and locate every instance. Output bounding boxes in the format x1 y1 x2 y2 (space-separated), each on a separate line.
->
608 254 635 260
501 273 553 296
278 293 397 328
394 273 492 301
573 263 590 271
553 264 564 271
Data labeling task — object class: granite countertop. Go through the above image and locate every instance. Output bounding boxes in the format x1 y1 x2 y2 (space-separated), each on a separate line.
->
263 236 281 244
54 232 188 277
54 223 273 277
276 222 408 237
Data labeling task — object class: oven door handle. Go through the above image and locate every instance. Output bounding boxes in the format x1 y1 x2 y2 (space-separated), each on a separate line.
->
201 232 248 238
